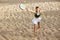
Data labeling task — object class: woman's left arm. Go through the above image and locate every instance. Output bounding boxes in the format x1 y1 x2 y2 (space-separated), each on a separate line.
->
40 9 44 16
39 9 45 18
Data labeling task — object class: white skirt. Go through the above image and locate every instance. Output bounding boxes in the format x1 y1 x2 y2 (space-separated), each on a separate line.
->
32 17 42 24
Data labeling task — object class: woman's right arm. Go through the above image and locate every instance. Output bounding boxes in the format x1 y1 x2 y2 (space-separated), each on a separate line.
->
25 8 36 13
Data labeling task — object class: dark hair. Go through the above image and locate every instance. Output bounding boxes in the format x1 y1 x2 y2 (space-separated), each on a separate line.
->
36 6 39 9
35 6 39 12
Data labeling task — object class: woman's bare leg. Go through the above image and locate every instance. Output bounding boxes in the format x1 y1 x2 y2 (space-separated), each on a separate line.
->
38 22 40 29
34 24 37 33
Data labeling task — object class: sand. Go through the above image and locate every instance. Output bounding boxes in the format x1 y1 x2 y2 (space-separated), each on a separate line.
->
0 0 60 40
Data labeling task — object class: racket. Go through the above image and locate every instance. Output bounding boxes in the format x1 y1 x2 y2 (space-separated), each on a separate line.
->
19 3 26 10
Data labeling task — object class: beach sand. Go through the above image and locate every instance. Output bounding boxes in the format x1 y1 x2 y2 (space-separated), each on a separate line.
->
0 0 60 40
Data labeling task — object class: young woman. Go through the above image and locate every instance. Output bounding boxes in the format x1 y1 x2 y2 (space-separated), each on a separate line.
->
31 6 43 33
21 6 43 33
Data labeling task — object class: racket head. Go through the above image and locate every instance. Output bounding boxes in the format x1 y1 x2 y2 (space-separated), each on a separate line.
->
19 4 26 10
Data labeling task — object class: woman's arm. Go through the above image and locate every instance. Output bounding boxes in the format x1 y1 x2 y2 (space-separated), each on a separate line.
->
39 9 44 16
39 9 45 18
25 8 36 13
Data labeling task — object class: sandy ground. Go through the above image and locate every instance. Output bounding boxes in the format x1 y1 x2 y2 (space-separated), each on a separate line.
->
0 0 60 3
0 0 60 40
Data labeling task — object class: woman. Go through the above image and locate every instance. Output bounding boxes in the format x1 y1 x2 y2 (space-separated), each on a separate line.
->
21 6 43 33
31 6 43 33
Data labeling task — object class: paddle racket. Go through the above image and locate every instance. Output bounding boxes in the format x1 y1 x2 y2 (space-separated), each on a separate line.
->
19 3 26 10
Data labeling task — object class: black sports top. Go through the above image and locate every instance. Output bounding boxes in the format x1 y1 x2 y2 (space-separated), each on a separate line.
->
34 12 40 18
